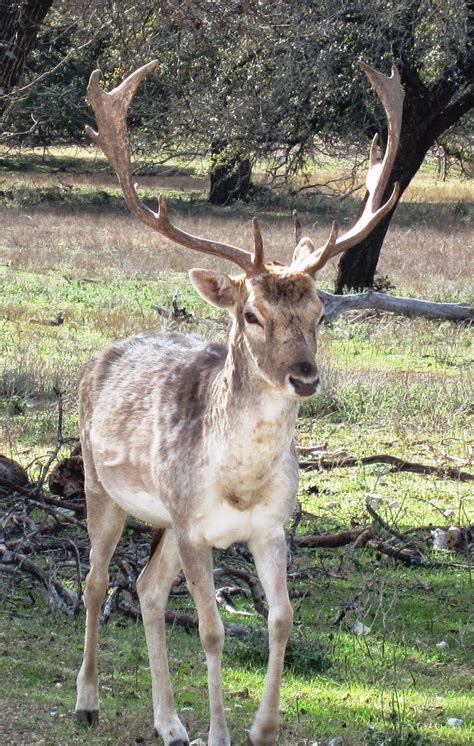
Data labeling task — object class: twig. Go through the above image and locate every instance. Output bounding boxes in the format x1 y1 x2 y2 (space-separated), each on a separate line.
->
0 545 77 615
101 585 120 627
215 586 253 616
151 288 226 327
287 499 302 562
26 499 87 531
293 527 374 548
35 389 75 490
365 499 423 556
221 563 267 619
333 577 378 626
65 538 83 604
300 453 473 481
118 593 253 638
151 303 224 327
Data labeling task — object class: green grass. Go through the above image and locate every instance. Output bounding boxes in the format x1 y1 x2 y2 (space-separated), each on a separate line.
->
1 563 472 745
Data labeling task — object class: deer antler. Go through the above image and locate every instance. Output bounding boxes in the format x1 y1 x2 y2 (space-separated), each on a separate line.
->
295 63 404 275
85 61 264 276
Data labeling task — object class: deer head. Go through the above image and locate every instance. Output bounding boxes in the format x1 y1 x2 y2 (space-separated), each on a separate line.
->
85 60 403 400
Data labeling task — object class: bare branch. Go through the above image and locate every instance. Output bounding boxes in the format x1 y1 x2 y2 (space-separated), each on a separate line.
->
299 451 473 482
318 289 473 323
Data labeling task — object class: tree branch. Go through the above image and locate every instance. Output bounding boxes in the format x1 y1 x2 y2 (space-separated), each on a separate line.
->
318 289 473 322
299 452 473 482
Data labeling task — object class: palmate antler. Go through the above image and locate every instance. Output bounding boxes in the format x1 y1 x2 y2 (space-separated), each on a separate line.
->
86 60 404 277
293 63 404 275
86 61 264 276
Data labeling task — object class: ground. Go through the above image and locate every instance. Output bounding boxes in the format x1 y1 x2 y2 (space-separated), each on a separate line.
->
0 146 472 745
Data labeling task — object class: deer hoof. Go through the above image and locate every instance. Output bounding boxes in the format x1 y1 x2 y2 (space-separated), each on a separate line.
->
76 709 99 726
153 731 189 746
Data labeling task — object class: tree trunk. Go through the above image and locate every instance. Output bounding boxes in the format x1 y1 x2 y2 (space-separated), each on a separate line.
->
209 140 252 205
0 0 54 118
335 66 474 294
335 103 432 293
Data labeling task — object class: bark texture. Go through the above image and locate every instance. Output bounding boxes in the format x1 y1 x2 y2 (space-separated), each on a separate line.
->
317 288 473 322
335 6 474 293
209 140 252 205
0 0 54 117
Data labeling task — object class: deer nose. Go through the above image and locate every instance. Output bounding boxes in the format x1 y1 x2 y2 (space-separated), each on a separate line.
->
287 361 320 398
289 361 318 380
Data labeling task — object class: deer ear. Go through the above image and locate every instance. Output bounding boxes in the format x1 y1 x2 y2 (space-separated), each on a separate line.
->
189 269 239 309
291 237 316 269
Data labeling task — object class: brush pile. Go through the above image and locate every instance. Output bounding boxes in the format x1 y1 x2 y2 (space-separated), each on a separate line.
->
1 440 472 632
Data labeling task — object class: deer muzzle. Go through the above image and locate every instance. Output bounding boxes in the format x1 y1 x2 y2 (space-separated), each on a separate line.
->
287 361 320 398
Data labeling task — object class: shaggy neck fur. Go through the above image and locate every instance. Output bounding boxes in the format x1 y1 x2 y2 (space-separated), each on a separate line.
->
207 320 298 462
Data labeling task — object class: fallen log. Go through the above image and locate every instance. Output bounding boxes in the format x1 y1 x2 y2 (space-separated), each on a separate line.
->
0 455 29 489
318 288 473 323
369 540 423 566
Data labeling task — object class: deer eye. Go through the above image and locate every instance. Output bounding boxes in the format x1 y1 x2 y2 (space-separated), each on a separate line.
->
244 311 261 326
319 313 326 325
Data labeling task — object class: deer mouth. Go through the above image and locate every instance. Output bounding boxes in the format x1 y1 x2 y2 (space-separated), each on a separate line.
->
288 376 320 398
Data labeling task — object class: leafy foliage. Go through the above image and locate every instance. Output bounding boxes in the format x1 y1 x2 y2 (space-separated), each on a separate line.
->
3 1 472 174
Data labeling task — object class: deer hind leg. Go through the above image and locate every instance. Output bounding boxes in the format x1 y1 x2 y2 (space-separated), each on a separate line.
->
136 528 189 746
76 474 126 725
177 540 230 746
248 530 293 746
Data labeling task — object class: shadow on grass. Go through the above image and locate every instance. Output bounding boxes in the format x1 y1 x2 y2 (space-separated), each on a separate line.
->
0 178 471 232
0 149 198 178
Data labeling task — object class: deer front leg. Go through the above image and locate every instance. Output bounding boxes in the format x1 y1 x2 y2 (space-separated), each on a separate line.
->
76 489 127 724
248 530 293 746
178 541 230 746
137 529 189 746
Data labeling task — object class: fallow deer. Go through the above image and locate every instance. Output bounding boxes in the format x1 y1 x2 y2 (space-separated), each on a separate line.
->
76 61 403 745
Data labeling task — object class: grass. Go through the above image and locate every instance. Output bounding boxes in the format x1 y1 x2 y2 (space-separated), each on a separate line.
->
0 148 473 745
1 565 472 745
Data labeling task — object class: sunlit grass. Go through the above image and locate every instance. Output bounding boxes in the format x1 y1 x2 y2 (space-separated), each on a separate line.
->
1 589 472 744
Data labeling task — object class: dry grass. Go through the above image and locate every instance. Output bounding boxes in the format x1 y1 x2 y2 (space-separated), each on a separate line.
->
0 167 207 194
0 207 259 276
1 145 472 303
0 202 472 302
376 225 473 301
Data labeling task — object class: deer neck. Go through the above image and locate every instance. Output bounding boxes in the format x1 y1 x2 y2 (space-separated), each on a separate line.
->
207 322 298 468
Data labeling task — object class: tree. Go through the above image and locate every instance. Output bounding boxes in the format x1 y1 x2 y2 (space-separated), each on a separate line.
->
1 1 121 145
209 140 253 205
133 0 473 243
333 0 474 292
0 0 55 119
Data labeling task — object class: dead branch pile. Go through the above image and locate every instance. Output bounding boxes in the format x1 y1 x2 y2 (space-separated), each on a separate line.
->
1 440 472 631
1 392 472 627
